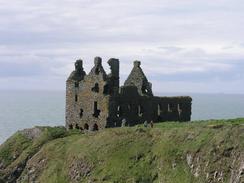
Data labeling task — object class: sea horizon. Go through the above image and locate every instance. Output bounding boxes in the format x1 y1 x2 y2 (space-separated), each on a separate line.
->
0 90 244 144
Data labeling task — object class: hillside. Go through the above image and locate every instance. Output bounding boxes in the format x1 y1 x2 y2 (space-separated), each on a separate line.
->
0 119 243 183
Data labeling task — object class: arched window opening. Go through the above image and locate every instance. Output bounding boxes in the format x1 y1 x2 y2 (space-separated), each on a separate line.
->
75 94 78 102
95 68 100 75
93 101 101 118
93 123 99 131
128 104 131 111
168 104 173 112
68 124 73 129
79 108 83 118
117 105 122 117
178 103 183 114
138 105 143 117
158 104 162 116
157 104 163 121
74 82 79 88
84 123 89 130
142 85 147 94
92 83 99 93
142 83 150 94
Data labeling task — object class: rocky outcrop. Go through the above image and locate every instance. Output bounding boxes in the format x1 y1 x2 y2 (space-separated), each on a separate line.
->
19 127 42 140
230 155 244 183
68 158 93 182
0 119 243 183
0 126 66 183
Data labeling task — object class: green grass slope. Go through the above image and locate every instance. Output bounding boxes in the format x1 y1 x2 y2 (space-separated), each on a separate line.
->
0 119 244 183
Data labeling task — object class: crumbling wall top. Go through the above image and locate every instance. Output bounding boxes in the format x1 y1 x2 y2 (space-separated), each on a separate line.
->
67 59 86 81
124 61 153 96
94 57 102 66
133 60 141 67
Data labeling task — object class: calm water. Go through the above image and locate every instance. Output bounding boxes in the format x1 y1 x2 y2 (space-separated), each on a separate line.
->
0 91 244 144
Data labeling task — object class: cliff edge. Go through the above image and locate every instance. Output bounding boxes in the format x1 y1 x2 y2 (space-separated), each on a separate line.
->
0 119 243 183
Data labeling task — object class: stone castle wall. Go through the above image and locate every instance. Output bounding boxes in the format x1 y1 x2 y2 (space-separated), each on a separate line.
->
66 57 112 131
107 87 191 127
66 57 192 130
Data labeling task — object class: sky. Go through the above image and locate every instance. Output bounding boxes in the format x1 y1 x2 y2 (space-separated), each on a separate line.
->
0 0 244 94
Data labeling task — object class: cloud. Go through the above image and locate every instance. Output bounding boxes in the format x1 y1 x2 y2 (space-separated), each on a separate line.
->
0 0 244 93
0 62 45 77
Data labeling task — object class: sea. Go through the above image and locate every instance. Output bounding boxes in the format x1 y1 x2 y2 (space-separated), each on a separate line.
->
0 90 244 144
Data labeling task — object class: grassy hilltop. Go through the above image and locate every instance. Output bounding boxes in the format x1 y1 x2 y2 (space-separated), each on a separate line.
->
0 119 243 183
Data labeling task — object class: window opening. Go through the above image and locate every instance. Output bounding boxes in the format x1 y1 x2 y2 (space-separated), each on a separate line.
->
93 101 101 118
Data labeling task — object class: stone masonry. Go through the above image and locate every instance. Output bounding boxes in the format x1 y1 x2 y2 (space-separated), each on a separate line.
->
66 57 192 131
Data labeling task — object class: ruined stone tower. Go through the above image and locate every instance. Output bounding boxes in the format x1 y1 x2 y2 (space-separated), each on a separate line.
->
66 57 192 131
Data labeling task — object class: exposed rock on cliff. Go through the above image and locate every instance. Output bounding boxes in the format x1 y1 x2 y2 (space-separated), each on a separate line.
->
0 119 243 183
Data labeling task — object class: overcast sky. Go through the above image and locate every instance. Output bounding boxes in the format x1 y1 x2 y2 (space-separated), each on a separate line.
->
0 0 244 94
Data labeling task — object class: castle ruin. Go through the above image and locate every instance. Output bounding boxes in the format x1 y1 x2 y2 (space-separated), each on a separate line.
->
66 57 192 130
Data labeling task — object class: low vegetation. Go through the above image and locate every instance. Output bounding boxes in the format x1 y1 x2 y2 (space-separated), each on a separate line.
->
0 119 243 183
